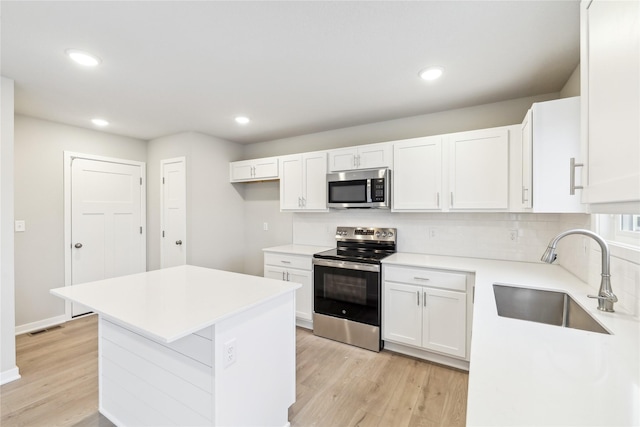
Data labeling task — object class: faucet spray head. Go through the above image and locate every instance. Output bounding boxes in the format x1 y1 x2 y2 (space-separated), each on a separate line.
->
541 246 557 264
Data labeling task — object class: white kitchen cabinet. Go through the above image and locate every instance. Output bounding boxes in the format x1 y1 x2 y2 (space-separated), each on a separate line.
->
229 157 279 182
279 151 328 211
383 265 468 359
521 97 585 213
264 252 313 327
328 142 392 172
448 127 509 210
392 136 443 211
581 0 640 211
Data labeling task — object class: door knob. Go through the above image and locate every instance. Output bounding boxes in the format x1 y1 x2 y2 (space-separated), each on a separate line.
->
175 240 182 245
74 243 83 249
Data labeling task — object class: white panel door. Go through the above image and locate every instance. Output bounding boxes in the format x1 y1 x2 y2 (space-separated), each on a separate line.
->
161 158 186 268
383 281 422 347
279 155 303 210
449 129 509 210
301 152 327 211
393 136 442 211
422 288 466 358
71 158 144 316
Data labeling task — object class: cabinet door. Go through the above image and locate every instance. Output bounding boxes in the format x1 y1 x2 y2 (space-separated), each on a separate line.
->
449 128 509 210
383 282 422 347
302 152 328 211
264 265 287 282
229 160 254 182
531 97 584 213
328 148 358 171
583 0 640 206
422 288 466 358
280 155 303 211
253 158 279 180
288 269 313 322
358 143 392 170
393 136 442 211
521 109 533 209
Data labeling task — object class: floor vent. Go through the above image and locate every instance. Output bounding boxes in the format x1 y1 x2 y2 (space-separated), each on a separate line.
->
28 325 63 336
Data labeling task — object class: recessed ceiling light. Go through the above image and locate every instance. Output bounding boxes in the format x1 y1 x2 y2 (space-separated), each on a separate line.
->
235 116 250 125
91 118 109 127
419 66 444 81
66 49 101 67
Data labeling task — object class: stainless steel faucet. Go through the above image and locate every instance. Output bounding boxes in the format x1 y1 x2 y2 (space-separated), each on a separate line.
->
541 229 617 312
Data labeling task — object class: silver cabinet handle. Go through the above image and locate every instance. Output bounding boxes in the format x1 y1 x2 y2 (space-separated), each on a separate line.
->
436 192 440 208
570 157 584 195
74 243 83 249
414 276 430 281
282 271 286 281
280 260 291 264
417 291 420 306
175 240 182 245
424 291 427 307
450 192 454 207
522 186 529 204
286 272 290 281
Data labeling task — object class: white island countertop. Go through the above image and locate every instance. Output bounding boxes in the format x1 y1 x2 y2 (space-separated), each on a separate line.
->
262 244 333 255
51 265 300 344
383 253 640 427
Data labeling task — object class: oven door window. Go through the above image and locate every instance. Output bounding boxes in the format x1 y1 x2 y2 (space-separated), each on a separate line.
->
328 180 368 203
314 264 380 326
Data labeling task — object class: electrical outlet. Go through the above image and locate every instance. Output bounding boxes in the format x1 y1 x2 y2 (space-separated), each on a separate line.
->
223 338 237 368
509 229 518 242
429 227 437 239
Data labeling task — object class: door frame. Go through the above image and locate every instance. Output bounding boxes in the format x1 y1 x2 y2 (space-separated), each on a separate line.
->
160 156 187 268
63 151 147 320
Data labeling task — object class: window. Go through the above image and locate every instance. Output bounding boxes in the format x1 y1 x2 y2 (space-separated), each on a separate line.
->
597 214 640 249
620 214 640 233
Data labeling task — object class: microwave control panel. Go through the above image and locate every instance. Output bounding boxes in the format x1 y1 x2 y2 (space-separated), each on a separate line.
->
371 178 385 202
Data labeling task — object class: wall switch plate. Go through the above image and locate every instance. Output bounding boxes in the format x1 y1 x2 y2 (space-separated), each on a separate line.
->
263 222 269 231
223 338 237 368
15 220 26 232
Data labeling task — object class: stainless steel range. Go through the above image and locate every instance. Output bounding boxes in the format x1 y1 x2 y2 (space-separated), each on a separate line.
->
312 226 397 352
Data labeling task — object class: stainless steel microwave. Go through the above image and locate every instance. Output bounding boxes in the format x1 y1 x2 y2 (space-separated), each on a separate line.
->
327 168 391 209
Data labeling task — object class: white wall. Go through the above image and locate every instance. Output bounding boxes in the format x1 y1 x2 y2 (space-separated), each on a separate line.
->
243 93 560 159
147 132 246 273
1 77 20 384
13 115 147 331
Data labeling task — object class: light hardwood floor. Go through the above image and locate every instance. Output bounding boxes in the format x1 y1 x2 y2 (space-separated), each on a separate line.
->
1 315 468 427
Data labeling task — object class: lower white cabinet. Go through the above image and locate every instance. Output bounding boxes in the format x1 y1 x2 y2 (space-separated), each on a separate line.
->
264 252 313 327
383 265 469 361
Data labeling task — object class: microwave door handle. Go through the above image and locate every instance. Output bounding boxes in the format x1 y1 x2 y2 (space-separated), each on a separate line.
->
367 179 372 203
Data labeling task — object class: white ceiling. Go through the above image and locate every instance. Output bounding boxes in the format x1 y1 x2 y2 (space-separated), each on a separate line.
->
1 1 580 144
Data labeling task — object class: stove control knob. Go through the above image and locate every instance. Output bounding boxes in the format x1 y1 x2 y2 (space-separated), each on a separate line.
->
375 231 381 238
381 231 388 238
388 231 394 237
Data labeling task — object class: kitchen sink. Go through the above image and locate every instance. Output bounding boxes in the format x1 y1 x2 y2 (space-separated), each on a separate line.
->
493 284 610 334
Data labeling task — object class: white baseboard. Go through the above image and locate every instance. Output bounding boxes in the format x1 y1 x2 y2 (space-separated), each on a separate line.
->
15 314 67 336
383 341 470 371
0 366 21 385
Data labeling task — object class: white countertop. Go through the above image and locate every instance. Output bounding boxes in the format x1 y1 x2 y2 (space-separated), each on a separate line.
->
262 244 332 256
51 265 300 344
383 253 640 426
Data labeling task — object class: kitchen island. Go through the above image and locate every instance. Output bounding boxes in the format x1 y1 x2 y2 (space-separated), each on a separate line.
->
51 265 300 427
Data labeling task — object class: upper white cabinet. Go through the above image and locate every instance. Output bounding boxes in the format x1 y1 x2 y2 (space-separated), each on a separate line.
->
392 136 443 211
279 152 328 211
521 97 586 213
229 157 279 182
581 0 640 211
328 142 392 172
448 128 509 210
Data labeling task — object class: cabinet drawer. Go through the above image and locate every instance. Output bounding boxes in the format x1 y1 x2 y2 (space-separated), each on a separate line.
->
264 252 311 270
384 266 466 292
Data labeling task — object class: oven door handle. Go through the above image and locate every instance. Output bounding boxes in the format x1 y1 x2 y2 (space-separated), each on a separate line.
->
313 258 380 273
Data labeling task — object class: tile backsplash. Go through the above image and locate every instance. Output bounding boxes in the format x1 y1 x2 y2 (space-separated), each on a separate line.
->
291 210 639 317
